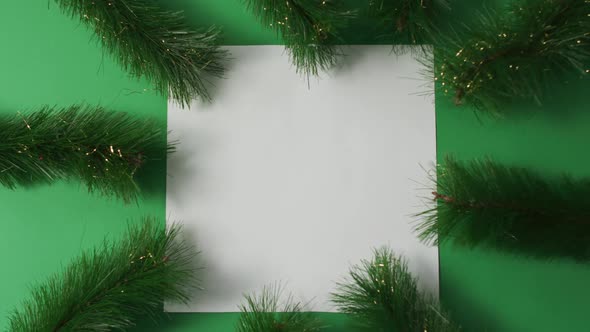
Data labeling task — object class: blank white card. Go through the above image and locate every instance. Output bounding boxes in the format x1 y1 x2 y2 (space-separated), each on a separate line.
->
166 46 437 312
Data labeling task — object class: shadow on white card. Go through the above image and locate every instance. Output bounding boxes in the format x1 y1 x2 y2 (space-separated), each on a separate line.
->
166 45 437 312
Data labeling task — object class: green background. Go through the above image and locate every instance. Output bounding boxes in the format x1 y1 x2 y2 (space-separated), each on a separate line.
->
1 0 589 331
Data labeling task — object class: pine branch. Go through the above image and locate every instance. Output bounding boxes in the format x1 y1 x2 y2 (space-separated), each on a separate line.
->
54 0 228 105
415 157 590 260
245 0 355 77
0 105 170 203
369 0 449 54
8 217 198 331
430 0 590 112
332 247 460 332
237 284 323 332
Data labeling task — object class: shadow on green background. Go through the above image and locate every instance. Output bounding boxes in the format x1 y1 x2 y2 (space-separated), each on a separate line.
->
1 0 589 331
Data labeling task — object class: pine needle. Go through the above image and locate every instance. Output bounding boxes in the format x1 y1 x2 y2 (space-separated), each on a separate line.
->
237 284 323 332
368 0 449 54
415 156 590 260
0 105 170 203
429 0 590 112
332 247 460 332
245 0 355 78
8 217 199 331
53 0 228 105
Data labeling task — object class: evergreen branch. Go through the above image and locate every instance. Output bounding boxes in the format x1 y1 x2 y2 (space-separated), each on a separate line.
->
415 157 590 260
237 284 323 332
245 0 355 77
8 217 198 331
368 0 449 54
431 0 590 112
332 247 460 332
0 105 170 203
54 0 228 105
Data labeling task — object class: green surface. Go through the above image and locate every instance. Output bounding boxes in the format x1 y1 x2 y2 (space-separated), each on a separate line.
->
1 0 589 331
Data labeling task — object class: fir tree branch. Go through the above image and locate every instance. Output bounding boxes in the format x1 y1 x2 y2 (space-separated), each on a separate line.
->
332 247 460 332
54 0 228 105
237 284 323 332
369 0 449 54
415 157 590 260
430 0 590 112
245 0 355 77
8 217 198 331
0 105 170 203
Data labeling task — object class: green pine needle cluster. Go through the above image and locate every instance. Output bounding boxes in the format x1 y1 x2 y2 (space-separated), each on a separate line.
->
0 105 170 203
416 157 590 260
8 218 198 332
237 284 323 332
245 0 355 77
332 247 459 332
54 0 228 105
432 0 590 111
369 0 449 54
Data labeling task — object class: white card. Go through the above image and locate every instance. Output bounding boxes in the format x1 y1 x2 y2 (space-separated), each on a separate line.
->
166 46 437 312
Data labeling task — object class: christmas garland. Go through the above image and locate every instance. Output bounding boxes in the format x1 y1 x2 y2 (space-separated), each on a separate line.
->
332 247 460 332
8 218 197 331
432 0 590 112
244 0 355 77
54 0 228 105
415 157 590 260
0 105 169 203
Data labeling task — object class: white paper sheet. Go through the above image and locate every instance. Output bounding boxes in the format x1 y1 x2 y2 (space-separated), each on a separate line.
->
166 46 437 312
